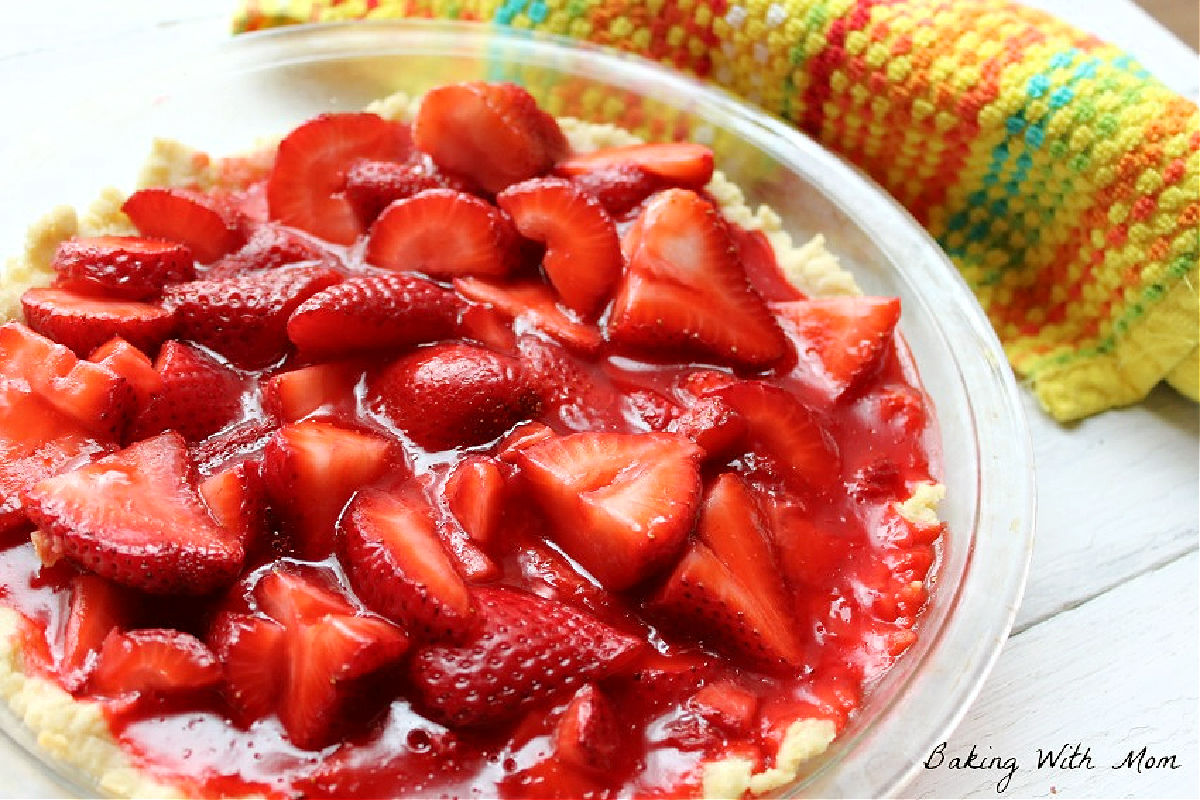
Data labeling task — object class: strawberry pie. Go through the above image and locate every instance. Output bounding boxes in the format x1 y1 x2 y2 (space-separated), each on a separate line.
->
0 82 944 798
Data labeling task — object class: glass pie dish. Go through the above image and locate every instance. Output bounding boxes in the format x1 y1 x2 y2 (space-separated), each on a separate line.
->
0 20 1035 799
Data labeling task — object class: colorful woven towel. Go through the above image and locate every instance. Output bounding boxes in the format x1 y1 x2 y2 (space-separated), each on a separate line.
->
233 0 1199 422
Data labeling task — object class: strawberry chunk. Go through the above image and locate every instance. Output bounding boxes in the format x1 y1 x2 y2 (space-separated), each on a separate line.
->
556 143 714 190
496 178 622 316
21 288 176 358
496 421 556 463
207 611 286 722
122 188 244 264
688 680 760 734
554 684 620 773
90 628 221 697
455 278 602 355
261 420 395 559
287 272 464 359
409 585 644 727
341 488 477 640
413 82 568 194
58 574 133 692
267 112 407 245
651 473 803 673
205 223 336 280
368 343 540 451
772 297 902 398
344 153 476 224
131 341 246 443
26 433 245 594
443 456 507 548
190 418 277 477
668 395 747 459
199 460 267 552
88 337 162 407
364 189 520 278
51 236 194 300
162 265 343 368
516 431 703 590
261 361 361 423
607 189 788 368
568 164 663 217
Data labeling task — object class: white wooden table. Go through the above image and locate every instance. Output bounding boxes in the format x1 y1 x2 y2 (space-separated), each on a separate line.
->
1 2 1197 798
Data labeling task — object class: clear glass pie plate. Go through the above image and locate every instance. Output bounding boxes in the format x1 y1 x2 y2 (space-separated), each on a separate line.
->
0 20 1035 799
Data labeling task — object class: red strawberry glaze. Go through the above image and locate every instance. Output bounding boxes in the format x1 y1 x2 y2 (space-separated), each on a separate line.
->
0 116 943 800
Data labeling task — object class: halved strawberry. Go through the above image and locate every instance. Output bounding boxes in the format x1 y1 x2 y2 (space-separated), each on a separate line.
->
341 488 477 640
516 431 703 590
207 611 286 721
568 163 663 217
205 223 337 280
58 574 133 692
0 322 134 441
771 297 901 398
651 473 803 673
261 362 361 423
131 341 246 442
88 337 162 407
443 456 507 548
261 420 395 559
162 265 343 368
413 82 568 194
25 432 245 594
344 153 476 224
364 189 520 278
668 395 746 459
369 343 540 451
51 236 194 300
409 585 644 727
554 684 620 773
122 188 244 263
199 460 267 552
688 680 759 734
455 278 602 355
607 189 788 368
22 287 176 358
496 178 622 316
90 628 221 697
287 272 464 359
267 112 408 245
556 143 714 190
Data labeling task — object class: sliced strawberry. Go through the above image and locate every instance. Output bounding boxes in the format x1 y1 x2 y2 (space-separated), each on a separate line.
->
199 460 267 552
607 189 788 368
287 272 464 359
341 488 476 640
455 278 602 355
256 568 355 625
652 473 803 673
207 611 286 721
433 519 500 583
409 585 644 727
568 163 663 217
58 574 133 692
688 680 760 734
267 112 408 245
443 456 507 548
622 387 679 431
496 421 556 463
21 288 176 358
0 323 134 441
344 153 476 224
516 337 622 429
205 223 336 280
122 188 244 263
51 236 194 300
26 432 244 594
496 178 622 316
457 303 517 352
516 431 702 590
769 503 842 589
89 628 221 696
369 343 540 451
668 395 746 459
514 541 611 614
131 341 246 443
261 420 394 559
162 265 343 368
618 649 717 710
364 189 520 278
190 418 277 477
557 143 714 190
772 297 901 398
261 361 361 423
707 381 838 491
554 684 620 773
88 337 162 407
413 82 568 194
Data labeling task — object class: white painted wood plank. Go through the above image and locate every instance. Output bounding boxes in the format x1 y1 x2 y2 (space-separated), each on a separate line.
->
907 551 1199 799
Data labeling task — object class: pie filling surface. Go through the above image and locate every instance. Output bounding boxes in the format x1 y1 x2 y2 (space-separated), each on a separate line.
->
0 82 943 799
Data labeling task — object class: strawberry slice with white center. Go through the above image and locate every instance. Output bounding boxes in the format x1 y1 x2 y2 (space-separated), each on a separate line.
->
409 585 644 727
364 189 521 278
516 431 703 590
651 472 804 673
340 488 477 640
261 420 395 559
261 361 361 423
287 272 465 359
131 341 246 443
122 188 244 264
607 189 788 368
24 432 245 595
51 236 195 300
162 264 344 368
57 574 133 692
556 142 715 190
554 683 620 773
88 337 162 408
267 112 408 245
496 177 623 316
443 456 508 548
89 628 221 697
771 297 902 399
413 82 568 194
455 278 602 355
21 288 177 358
